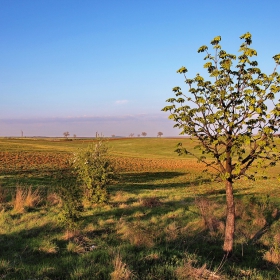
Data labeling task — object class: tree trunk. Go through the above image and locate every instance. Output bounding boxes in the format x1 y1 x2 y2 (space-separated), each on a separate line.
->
223 179 235 255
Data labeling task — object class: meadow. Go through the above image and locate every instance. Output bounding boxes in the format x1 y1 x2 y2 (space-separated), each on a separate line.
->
0 137 279 279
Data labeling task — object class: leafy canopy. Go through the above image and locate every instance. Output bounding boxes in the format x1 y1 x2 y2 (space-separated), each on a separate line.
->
163 32 280 180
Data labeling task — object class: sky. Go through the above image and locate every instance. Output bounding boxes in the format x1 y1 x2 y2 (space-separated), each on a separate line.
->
1 0 280 137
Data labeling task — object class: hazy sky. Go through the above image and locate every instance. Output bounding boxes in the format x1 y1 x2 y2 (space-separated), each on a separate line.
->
1 0 280 137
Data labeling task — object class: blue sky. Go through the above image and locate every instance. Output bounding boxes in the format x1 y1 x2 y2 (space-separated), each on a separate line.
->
1 0 280 137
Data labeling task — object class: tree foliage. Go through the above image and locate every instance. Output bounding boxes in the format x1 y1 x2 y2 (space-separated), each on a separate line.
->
162 32 280 254
163 32 280 181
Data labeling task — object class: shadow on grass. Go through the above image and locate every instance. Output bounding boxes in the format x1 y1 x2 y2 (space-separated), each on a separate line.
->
83 198 275 279
0 222 112 279
1 168 72 188
0 202 278 279
111 171 212 194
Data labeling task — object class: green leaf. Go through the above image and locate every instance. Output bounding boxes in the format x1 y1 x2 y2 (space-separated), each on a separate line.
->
177 67 188 74
211 36 221 45
198 45 208 53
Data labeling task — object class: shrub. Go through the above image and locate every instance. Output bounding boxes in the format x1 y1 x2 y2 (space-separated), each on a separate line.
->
57 181 84 230
71 139 116 204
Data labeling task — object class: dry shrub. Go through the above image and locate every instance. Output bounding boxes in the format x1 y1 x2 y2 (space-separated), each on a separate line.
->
117 220 154 248
111 253 134 280
141 197 161 208
194 197 220 233
263 247 280 265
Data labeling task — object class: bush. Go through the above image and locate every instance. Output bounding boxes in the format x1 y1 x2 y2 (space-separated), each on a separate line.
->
71 139 116 204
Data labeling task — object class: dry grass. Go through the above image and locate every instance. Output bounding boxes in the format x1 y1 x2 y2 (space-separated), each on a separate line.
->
13 187 26 213
0 185 7 204
111 253 134 280
194 197 221 234
141 196 161 208
165 222 180 241
263 247 280 265
25 187 42 208
62 229 80 240
113 191 127 203
47 192 61 206
66 241 85 254
65 233 92 254
38 239 58 254
117 220 154 248
176 257 223 280
13 186 43 213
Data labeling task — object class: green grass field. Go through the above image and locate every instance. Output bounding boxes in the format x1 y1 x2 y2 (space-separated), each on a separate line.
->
0 137 279 279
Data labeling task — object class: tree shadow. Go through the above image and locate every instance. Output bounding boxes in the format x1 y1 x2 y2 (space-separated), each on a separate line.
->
110 171 212 194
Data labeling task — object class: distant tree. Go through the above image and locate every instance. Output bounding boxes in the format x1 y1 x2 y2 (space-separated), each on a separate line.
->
157 132 163 137
141 132 147 137
162 33 280 255
111 135 116 138
63 131 70 139
129 133 134 137
137 134 141 137
73 134 77 139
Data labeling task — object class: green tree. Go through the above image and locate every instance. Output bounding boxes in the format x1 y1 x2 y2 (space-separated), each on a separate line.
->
162 33 280 255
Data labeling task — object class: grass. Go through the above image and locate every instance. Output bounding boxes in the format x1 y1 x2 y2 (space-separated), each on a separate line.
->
0 137 279 279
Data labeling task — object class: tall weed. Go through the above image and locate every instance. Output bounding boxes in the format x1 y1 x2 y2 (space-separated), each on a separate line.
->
111 253 134 280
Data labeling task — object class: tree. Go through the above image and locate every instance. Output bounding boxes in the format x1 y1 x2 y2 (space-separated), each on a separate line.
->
141 132 147 137
129 133 134 137
157 132 163 137
63 131 70 139
162 33 280 255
